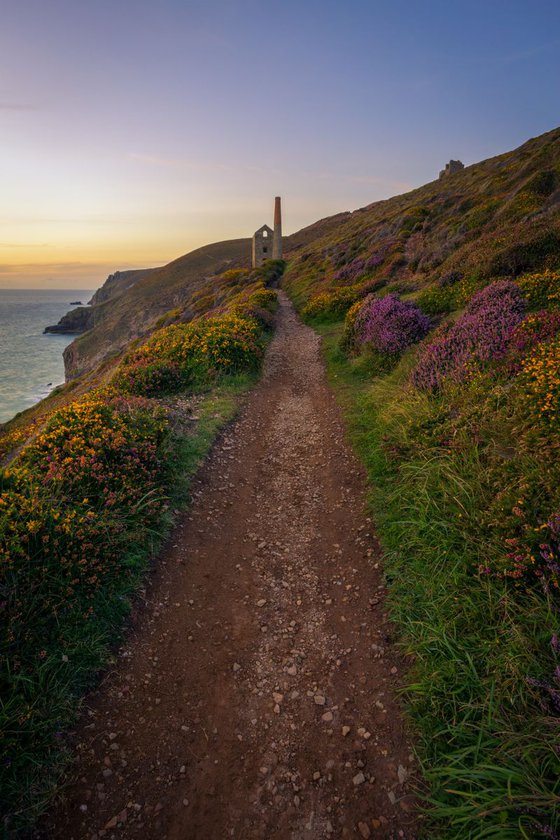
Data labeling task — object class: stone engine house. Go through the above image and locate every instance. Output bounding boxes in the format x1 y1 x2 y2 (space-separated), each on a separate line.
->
252 224 274 267
252 196 283 268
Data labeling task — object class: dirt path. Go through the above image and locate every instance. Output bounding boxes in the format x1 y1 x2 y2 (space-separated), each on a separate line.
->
46 293 418 839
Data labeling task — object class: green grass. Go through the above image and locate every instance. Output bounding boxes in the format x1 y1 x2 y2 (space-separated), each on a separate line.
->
1 373 256 836
316 322 560 839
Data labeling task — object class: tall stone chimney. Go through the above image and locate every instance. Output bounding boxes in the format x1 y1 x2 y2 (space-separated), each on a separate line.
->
272 196 282 260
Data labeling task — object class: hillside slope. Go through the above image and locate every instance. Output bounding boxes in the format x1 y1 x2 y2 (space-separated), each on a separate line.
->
64 238 251 377
284 125 560 838
284 126 560 309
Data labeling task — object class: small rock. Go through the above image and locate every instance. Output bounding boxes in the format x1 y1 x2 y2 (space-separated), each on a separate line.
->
322 711 333 723
358 822 371 839
353 772 366 786
342 726 351 737
314 694 326 706
232 663 241 672
286 665 297 676
257 599 267 607
397 764 408 785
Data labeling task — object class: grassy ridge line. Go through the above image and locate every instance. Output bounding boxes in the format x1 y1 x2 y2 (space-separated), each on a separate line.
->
1 375 255 834
312 320 559 839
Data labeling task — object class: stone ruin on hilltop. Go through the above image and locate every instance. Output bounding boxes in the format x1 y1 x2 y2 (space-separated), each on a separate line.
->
439 160 465 179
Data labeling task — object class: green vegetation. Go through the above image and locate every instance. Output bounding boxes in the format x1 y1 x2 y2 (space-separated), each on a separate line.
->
0 265 282 833
283 128 560 837
312 319 560 838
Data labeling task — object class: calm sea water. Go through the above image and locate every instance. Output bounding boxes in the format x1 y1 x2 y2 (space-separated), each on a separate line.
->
0 289 95 424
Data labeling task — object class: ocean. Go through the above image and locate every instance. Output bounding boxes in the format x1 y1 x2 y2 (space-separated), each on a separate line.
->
0 289 95 424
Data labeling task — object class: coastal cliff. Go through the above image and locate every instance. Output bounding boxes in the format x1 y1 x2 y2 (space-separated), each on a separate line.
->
44 269 153 337
62 239 251 379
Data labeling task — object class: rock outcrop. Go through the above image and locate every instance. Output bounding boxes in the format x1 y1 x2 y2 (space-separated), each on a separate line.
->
44 306 93 335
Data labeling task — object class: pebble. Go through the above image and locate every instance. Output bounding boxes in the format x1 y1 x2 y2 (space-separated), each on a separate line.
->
314 694 326 706
357 823 371 839
322 711 333 723
353 771 366 786
342 726 351 737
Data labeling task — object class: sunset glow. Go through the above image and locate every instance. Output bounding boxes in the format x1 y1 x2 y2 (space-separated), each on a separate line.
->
1 0 559 287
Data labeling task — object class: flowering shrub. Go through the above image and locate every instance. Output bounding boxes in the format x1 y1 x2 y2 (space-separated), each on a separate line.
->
412 281 526 391
354 293 431 355
518 335 560 423
302 286 363 320
0 392 169 802
333 258 365 283
485 508 560 591
517 270 560 309
340 298 366 353
506 310 560 372
116 314 264 396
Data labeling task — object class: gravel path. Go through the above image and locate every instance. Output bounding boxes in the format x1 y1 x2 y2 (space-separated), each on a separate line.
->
46 292 418 839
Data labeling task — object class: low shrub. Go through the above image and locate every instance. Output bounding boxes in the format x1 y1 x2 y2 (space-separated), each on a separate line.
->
1 393 169 820
517 269 560 309
507 309 560 369
115 314 264 397
518 334 560 423
302 286 363 320
354 293 431 355
412 280 526 391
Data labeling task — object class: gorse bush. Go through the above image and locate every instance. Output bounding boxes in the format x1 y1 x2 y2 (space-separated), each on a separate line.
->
302 285 363 320
1 393 169 819
517 269 560 309
115 314 264 397
519 334 560 423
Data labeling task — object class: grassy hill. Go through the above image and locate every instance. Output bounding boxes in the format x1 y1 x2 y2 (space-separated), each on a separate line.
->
284 126 560 838
284 126 560 313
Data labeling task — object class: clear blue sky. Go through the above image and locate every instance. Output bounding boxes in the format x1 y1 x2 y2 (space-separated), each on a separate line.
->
1 0 559 286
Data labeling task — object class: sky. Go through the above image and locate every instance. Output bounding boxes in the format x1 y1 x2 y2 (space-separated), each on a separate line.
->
1 0 559 289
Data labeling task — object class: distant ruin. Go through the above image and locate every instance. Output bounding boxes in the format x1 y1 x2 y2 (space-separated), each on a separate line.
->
252 197 283 268
439 160 464 179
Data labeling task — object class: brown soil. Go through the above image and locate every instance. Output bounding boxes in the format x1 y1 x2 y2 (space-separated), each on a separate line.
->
45 293 419 839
